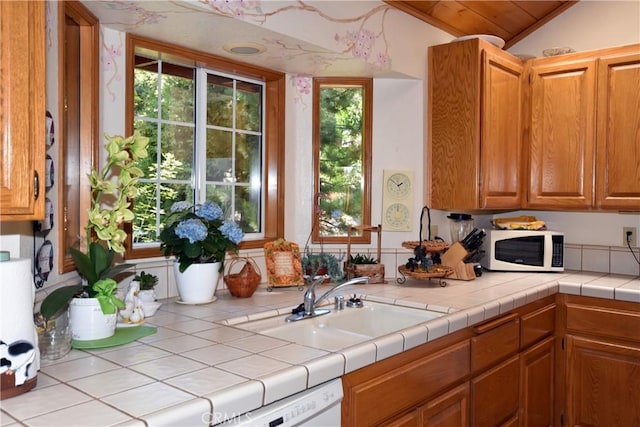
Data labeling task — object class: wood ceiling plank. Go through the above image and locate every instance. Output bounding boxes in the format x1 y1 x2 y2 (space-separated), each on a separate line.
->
459 1 537 35
429 0 511 40
507 1 579 47
384 1 461 35
384 0 579 48
515 1 568 19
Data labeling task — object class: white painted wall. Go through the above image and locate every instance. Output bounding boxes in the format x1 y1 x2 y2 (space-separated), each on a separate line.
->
510 0 640 55
5 1 639 295
490 0 640 247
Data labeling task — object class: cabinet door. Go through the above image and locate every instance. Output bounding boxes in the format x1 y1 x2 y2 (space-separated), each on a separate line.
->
520 337 555 427
428 39 523 210
428 40 482 210
471 354 520 426
380 410 419 427
419 383 469 427
527 58 596 209
480 51 524 209
0 1 45 220
595 47 640 209
565 335 640 426
342 340 470 426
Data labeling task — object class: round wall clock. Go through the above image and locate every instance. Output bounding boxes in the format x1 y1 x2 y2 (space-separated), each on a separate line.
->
384 202 411 230
385 172 412 199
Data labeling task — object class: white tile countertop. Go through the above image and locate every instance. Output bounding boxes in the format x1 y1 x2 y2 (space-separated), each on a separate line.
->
1 271 639 426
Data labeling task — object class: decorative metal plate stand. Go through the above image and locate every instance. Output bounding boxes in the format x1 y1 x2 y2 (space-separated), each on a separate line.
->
396 265 453 287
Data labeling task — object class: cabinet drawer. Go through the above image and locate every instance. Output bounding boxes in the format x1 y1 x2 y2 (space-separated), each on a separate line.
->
520 303 556 349
345 340 470 426
471 354 520 426
566 302 640 343
471 313 519 372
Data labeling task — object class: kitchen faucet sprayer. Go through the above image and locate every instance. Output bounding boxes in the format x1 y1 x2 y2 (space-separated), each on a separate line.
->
286 276 370 322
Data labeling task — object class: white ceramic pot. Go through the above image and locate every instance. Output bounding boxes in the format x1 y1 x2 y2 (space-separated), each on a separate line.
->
138 289 157 302
69 298 117 340
140 301 162 316
173 262 221 304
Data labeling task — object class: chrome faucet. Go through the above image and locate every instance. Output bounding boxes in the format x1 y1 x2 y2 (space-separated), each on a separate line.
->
286 276 370 322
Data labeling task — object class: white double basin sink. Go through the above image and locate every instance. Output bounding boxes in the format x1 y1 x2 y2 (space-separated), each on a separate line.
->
235 301 445 351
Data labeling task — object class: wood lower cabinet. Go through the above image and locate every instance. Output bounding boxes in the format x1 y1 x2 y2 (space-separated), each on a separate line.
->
520 337 555 426
342 338 471 426
379 381 470 427
342 295 640 426
561 295 640 426
380 411 419 427
419 383 469 427
0 0 46 220
471 354 520 425
565 335 640 426
342 296 556 426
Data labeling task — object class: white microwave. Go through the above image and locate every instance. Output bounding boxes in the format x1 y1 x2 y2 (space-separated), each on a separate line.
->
481 230 564 272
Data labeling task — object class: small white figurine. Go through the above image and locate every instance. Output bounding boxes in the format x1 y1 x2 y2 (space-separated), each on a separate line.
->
118 281 145 324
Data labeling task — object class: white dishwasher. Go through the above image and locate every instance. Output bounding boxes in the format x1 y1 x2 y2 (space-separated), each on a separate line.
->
215 378 343 426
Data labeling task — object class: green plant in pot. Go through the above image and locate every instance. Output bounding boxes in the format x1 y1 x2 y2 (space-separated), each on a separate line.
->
160 200 244 303
301 250 345 283
349 253 378 265
134 271 159 291
37 132 149 338
132 270 160 308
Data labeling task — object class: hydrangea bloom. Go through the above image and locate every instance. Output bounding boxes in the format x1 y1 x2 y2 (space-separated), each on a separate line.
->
196 201 223 221
160 200 244 272
175 219 208 243
220 220 244 244
171 201 192 213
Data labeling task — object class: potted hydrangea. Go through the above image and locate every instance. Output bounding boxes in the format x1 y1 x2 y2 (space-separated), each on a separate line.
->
160 200 243 304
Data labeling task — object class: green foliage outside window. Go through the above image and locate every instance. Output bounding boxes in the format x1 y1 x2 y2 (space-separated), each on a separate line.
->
131 55 264 245
318 86 364 236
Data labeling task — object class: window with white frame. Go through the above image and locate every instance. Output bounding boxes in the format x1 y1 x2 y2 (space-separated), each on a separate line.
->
125 36 285 258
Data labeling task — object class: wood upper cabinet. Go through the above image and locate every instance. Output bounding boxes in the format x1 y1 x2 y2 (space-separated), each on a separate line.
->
595 47 640 209
526 44 640 210
0 1 46 220
428 38 524 210
527 57 597 209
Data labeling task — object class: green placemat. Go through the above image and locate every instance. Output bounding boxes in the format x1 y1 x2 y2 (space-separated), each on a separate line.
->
72 325 157 349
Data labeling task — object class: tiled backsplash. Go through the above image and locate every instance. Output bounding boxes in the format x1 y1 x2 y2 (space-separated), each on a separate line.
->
564 243 640 276
34 243 640 307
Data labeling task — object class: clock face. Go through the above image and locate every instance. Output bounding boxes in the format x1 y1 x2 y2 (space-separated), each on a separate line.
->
384 203 411 229
386 172 411 199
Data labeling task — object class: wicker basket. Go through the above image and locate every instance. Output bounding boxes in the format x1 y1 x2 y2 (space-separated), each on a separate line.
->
401 240 449 252
223 257 262 298
398 264 454 280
